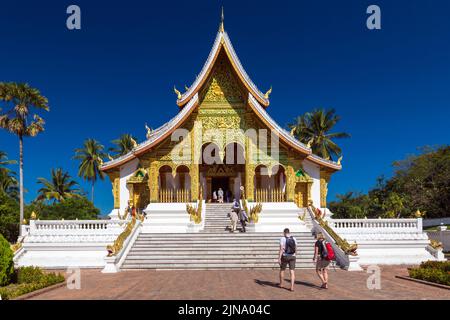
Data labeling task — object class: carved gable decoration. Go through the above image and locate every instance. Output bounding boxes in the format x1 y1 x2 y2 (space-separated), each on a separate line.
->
127 168 148 184
202 53 244 103
206 164 236 177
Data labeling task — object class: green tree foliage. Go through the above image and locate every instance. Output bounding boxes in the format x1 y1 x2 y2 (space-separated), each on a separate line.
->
330 146 450 218
0 233 14 286
36 168 82 202
26 197 100 220
0 82 50 236
289 109 350 160
73 139 106 203
109 134 138 157
0 192 20 242
0 151 19 200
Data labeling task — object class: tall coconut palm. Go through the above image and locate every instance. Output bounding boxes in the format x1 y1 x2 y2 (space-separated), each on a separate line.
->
289 109 350 161
0 83 49 236
73 139 106 203
109 134 138 157
37 168 81 202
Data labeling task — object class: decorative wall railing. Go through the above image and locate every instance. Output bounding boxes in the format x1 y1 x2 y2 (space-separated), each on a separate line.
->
159 189 191 203
328 219 422 232
31 220 123 232
254 188 286 202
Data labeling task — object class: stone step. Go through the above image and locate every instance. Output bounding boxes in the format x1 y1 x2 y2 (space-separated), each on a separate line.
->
137 233 314 237
128 249 314 254
135 238 315 246
121 262 316 270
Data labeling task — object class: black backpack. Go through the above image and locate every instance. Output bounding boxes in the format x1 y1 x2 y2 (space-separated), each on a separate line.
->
284 236 296 255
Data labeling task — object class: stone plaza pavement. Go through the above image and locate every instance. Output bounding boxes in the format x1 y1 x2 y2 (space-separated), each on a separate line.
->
30 266 450 300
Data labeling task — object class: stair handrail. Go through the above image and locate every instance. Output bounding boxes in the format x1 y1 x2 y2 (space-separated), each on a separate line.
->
240 186 262 223
308 204 358 256
186 186 203 224
106 215 142 257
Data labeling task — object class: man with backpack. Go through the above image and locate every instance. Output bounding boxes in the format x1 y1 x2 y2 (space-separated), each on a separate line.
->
313 232 335 289
278 228 297 291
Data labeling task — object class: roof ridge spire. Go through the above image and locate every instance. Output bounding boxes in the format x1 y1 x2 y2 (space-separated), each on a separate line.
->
219 6 224 32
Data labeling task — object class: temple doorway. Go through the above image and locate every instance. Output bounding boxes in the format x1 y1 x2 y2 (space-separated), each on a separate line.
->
211 177 230 202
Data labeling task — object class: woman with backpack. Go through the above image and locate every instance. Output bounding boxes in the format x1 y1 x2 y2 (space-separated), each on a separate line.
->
313 232 331 289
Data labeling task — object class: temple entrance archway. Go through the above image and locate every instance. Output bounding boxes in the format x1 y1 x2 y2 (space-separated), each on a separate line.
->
200 142 245 202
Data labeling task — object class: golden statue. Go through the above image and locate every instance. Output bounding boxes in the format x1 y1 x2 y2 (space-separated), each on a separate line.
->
145 123 152 140
264 86 272 99
30 211 37 220
174 86 182 99
131 137 138 148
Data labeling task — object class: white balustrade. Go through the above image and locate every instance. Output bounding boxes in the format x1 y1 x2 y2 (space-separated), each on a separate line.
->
25 219 126 244
328 218 422 232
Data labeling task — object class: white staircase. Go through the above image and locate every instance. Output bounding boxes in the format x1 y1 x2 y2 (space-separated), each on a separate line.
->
202 203 241 233
121 232 316 270
121 203 316 270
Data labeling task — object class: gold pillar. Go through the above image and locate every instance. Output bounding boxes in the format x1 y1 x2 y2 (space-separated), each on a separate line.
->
285 165 296 202
149 159 160 202
108 172 120 209
190 119 201 202
320 170 331 208
245 135 255 201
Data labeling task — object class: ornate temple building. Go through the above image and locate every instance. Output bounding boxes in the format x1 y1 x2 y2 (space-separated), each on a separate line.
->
14 13 441 272
100 15 342 218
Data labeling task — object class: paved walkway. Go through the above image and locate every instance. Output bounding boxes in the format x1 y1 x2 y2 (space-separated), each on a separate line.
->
30 266 450 300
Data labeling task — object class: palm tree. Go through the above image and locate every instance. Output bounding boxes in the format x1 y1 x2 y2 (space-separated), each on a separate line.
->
37 168 81 202
0 170 19 200
73 139 106 203
0 83 49 236
289 109 349 160
109 134 137 157
0 151 19 200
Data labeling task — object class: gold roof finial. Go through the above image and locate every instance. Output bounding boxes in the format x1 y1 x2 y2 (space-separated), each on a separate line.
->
219 6 224 33
174 86 182 99
264 86 272 99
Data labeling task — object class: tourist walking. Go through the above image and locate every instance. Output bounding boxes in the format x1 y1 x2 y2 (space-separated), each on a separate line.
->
218 188 224 203
238 209 248 232
278 228 297 291
212 190 218 202
313 232 331 289
228 209 238 232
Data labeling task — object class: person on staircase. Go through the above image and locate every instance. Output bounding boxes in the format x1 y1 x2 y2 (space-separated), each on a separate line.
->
278 228 297 292
212 190 217 203
218 188 224 203
238 209 248 233
228 209 238 232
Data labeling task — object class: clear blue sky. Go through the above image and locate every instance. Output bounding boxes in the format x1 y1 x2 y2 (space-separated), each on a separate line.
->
1 0 449 214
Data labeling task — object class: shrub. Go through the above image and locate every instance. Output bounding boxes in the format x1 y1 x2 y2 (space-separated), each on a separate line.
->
0 267 65 300
419 260 450 272
0 234 14 286
17 266 45 284
409 267 450 286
